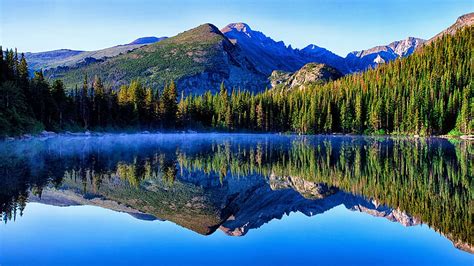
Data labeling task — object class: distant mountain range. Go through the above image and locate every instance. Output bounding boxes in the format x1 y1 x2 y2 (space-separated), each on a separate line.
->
25 36 167 71
221 22 348 74
25 13 471 94
345 37 425 72
45 24 269 94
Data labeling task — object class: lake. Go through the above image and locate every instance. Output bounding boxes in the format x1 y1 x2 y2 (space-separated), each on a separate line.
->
0 133 472 265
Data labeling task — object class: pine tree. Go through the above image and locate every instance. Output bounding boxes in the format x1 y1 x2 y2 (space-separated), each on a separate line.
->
51 80 67 128
256 99 264 130
324 104 332 132
0 46 4 83
225 104 233 130
92 76 105 126
81 74 90 128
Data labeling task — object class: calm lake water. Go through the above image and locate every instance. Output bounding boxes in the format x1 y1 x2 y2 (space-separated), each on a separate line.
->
0 133 472 265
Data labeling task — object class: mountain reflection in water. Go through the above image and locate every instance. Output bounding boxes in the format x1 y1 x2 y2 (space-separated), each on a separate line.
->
0 133 472 254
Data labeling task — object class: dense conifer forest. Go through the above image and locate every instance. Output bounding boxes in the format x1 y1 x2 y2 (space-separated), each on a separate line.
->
0 26 472 136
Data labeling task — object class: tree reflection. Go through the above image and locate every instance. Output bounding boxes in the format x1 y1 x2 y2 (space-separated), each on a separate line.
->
0 136 471 247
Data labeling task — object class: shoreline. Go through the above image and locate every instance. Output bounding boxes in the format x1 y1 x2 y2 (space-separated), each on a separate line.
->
2 130 473 141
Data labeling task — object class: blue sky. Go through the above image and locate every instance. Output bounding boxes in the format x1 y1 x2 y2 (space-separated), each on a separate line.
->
1 0 472 56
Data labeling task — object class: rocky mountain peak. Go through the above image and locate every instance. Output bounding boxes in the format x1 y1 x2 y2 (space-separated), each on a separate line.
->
303 44 322 51
388 37 425 57
424 12 473 45
221 22 252 33
345 36 426 72
192 23 223 35
168 23 228 45
221 22 273 44
373 54 385 64
349 37 425 58
455 12 474 26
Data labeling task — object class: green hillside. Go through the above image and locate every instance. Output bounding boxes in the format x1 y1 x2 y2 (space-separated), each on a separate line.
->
46 24 266 94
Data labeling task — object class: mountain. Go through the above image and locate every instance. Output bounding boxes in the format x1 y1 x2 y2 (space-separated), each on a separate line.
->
347 13 474 72
45 22 350 93
269 63 342 89
25 36 165 71
221 22 427 75
127 36 167 45
221 22 348 74
29 173 422 237
345 37 425 72
40 14 471 94
424 12 474 46
220 174 422 237
27 167 472 253
300 44 348 72
46 23 268 94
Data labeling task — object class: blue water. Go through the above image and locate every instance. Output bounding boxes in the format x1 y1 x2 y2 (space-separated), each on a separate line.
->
0 133 472 265
1 203 471 265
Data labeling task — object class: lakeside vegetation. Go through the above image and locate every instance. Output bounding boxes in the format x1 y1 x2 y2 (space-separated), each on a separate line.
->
0 27 472 137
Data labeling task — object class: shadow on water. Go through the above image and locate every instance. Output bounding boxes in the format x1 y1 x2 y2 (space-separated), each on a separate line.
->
0 133 472 253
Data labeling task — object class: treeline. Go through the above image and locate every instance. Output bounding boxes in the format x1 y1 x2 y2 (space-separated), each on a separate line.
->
1 26 472 136
0 48 180 135
180 26 473 135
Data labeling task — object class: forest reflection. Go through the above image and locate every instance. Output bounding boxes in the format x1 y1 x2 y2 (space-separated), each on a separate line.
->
0 134 472 250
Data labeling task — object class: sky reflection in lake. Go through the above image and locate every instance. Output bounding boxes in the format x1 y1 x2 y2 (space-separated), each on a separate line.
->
0 133 472 265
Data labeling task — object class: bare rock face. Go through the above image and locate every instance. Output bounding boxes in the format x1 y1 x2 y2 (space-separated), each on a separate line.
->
285 63 342 88
373 54 385 64
269 174 338 199
453 240 474 254
351 202 421 227
269 70 292 88
270 63 343 89
389 37 425 57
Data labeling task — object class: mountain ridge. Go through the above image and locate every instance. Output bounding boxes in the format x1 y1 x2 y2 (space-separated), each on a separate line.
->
423 12 473 46
46 23 268 94
25 36 166 70
37 13 472 94
221 22 349 74
345 37 426 72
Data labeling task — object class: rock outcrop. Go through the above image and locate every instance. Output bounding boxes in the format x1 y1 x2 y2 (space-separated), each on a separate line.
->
270 63 343 89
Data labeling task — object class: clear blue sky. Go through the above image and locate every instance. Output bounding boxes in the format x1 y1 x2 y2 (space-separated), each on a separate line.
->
1 0 472 56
